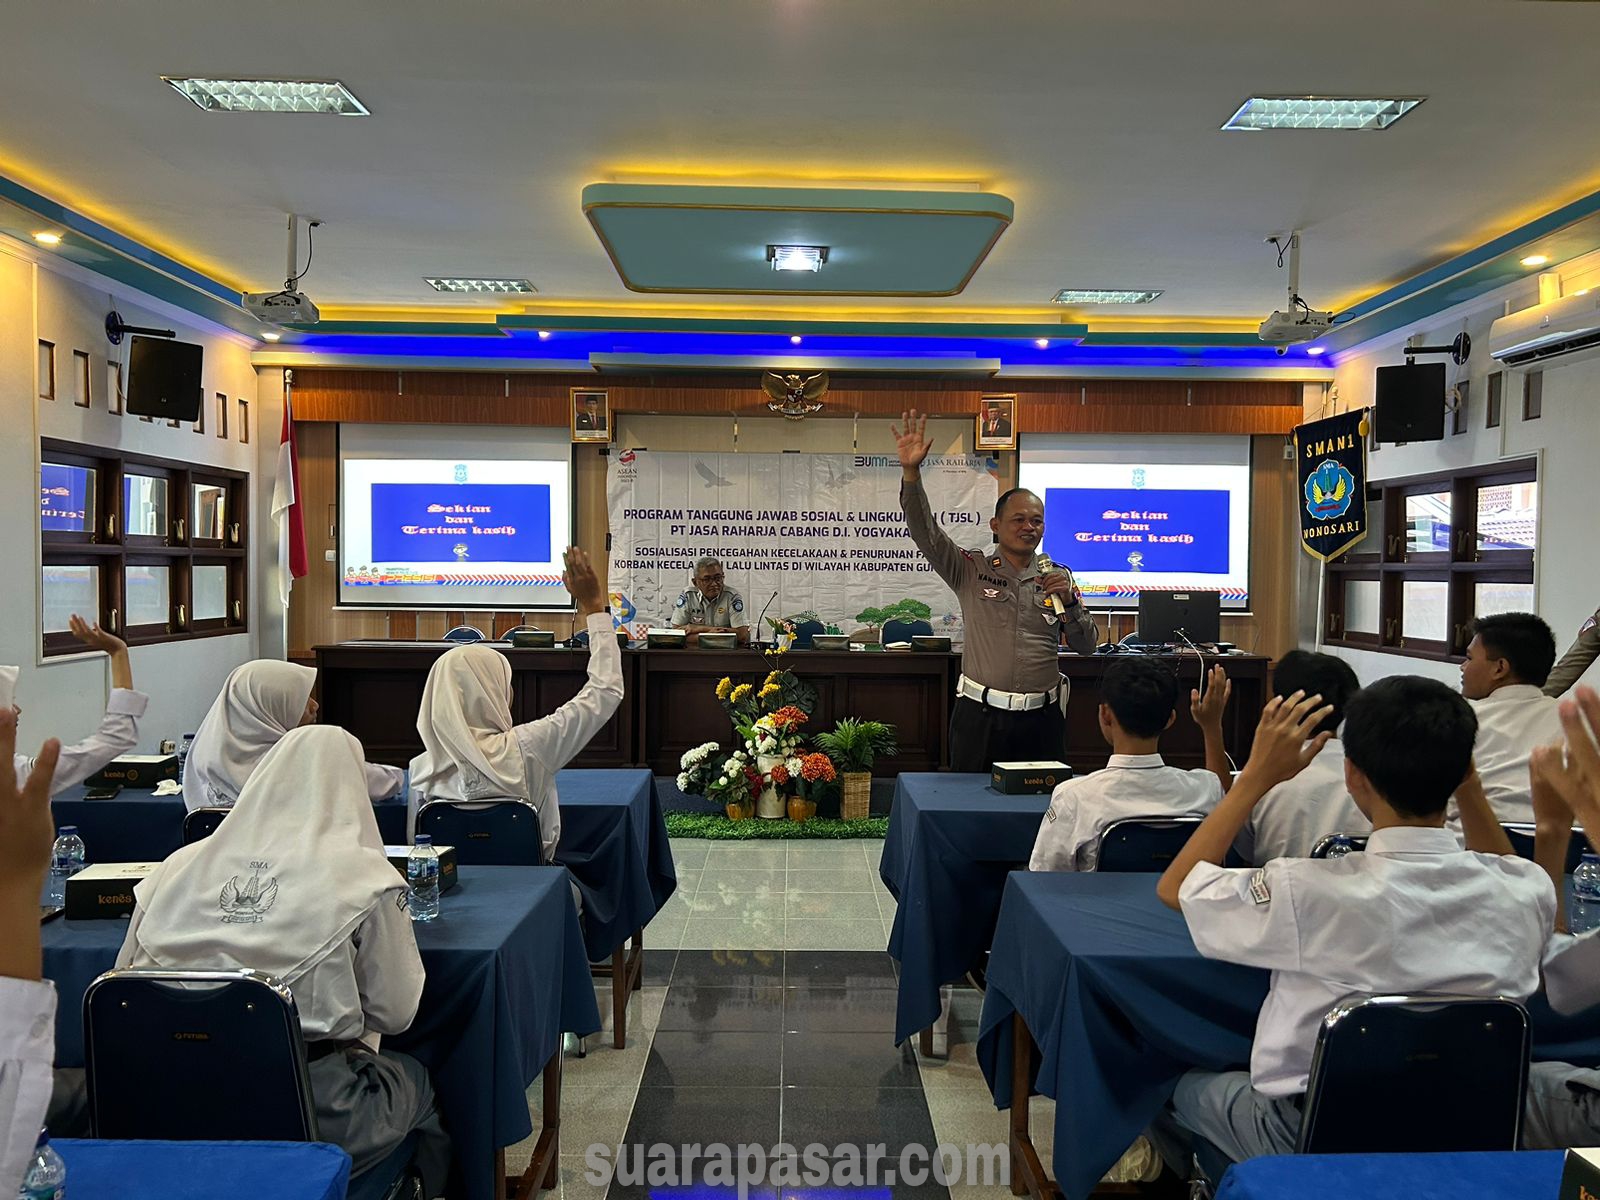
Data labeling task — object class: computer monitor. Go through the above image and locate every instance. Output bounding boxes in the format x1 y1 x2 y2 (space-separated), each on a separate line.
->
1137 590 1222 646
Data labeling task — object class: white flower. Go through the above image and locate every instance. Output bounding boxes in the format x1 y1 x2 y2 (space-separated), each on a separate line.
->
675 773 692 791
786 756 803 776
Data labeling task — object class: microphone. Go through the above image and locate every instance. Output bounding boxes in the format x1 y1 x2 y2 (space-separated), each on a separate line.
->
754 590 779 647
1035 554 1068 618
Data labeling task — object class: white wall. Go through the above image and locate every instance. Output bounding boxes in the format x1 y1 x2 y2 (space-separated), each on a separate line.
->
1306 250 1600 689
0 237 279 752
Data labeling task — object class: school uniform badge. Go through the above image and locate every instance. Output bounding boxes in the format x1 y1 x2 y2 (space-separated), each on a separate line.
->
218 871 279 924
1248 867 1271 905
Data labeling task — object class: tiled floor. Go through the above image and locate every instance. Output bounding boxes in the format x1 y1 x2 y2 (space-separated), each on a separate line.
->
504 838 1039 1200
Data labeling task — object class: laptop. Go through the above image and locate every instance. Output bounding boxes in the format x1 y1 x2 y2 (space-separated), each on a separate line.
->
1136 590 1222 646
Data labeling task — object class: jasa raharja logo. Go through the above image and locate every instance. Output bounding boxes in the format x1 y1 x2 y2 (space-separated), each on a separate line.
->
1304 459 1356 521
453 463 468 484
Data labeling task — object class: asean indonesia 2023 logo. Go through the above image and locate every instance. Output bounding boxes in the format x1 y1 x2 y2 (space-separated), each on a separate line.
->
1304 459 1355 521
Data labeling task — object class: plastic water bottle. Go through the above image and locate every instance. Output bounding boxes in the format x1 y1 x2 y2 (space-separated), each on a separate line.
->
18 1129 65 1200
47 828 86 907
1572 854 1600 935
176 732 196 784
407 836 440 923
1324 835 1356 860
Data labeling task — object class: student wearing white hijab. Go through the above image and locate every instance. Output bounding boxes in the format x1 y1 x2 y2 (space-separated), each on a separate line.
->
409 547 622 859
117 726 448 1194
6 615 148 796
183 660 403 812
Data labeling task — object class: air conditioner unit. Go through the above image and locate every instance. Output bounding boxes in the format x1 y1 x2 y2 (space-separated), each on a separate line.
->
1489 289 1600 368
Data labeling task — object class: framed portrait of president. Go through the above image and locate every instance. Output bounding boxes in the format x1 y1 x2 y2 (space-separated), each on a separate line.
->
571 388 611 443
975 394 1018 450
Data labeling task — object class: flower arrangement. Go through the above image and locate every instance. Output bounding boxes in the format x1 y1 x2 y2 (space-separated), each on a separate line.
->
677 740 762 818
814 718 899 773
703 647 839 818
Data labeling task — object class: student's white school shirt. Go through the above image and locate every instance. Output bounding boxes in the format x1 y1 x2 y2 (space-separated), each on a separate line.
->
0 978 55 1196
1542 930 1600 1016
1179 825 1555 1097
1236 739 1370 865
1028 753 1222 872
13 687 147 796
117 887 422 1043
1468 684 1563 824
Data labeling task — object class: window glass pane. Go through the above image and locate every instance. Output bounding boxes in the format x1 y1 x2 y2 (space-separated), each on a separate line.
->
1402 581 1449 642
126 565 170 627
1344 580 1380 635
123 475 170 538
40 463 96 535
193 565 228 621
42 565 97 634
193 484 227 540
1475 581 1535 619
1477 481 1538 553
1404 492 1451 554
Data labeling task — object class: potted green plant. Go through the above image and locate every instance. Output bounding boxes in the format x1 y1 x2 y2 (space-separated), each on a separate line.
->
814 718 898 820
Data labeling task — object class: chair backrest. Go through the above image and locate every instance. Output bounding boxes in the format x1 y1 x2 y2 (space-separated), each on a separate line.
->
182 807 231 845
1309 833 1370 859
85 968 317 1142
443 625 486 644
881 618 934 644
1297 994 1529 1154
502 625 537 637
1502 823 1587 874
418 799 543 865
792 619 826 648
1095 816 1203 873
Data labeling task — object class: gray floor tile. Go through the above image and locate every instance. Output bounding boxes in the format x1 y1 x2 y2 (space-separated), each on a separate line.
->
785 918 889 951
641 913 686 949
783 1030 920 1087
705 845 787 868
658 984 786 1032
785 890 882 920
682 917 785 950
698 868 787 894
687 891 785 921
788 868 878 894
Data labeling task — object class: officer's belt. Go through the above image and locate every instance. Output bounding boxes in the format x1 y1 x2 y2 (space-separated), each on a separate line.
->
957 674 1060 713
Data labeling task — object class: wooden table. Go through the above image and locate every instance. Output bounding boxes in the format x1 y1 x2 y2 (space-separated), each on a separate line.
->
313 643 1270 776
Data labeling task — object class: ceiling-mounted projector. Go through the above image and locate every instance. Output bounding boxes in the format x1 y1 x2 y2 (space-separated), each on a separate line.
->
242 288 320 325
1257 230 1335 354
243 214 321 328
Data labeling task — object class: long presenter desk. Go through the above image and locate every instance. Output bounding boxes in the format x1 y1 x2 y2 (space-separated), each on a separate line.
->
315 643 1268 776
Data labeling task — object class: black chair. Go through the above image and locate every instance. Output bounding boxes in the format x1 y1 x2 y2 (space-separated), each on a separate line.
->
1502 823 1588 874
1297 994 1530 1153
791 619 826 648
417 799 543 865
182 807 230 844
881 618 934 645
442 625 486 644
1309 833 1370 859
84 968 418 1200
1096 816 1203 872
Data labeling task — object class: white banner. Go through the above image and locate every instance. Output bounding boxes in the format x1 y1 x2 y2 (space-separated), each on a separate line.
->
607 448 1001 638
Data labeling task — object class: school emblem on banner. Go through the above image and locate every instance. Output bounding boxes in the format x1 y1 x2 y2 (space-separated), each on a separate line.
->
1293 409 1370 562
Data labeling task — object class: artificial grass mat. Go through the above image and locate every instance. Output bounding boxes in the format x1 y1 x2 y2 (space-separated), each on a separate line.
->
665 811 888 840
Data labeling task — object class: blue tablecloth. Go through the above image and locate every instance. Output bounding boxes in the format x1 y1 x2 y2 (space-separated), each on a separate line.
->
1215 1151 1564 1200
877 773 1049 1044
43 867 600 1200
52 1138 351 1200
974 872 1600 1200
548 770 677 959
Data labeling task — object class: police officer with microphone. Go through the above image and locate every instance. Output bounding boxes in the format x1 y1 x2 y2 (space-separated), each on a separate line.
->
893 408 1097 772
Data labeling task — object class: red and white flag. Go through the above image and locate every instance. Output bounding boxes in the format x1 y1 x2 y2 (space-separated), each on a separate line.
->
271 387 307 607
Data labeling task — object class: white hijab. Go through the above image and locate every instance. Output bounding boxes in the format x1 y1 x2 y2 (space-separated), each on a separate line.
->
408 644 529 803
184 661 316 811
127 726 404 987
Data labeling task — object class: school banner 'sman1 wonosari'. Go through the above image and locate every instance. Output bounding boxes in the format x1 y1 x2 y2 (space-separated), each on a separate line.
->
606 449 1001 639
1293 409 1371 562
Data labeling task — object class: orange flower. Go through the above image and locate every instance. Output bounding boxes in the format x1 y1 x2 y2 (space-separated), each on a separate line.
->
769 763 791 785
772 705 809 729
799 752 836 783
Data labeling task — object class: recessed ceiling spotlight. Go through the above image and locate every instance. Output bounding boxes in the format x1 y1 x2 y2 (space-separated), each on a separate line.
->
260 331 282 342
424 277 537 294
162 77 370 115
1222 96 1423 131
1035 338 1050 349
1052 289 1163 304
1306 346 1326 356
32 232 62 245
1520 254 1550 268
767 244 828 273
790 335 803 345
537 330 552 339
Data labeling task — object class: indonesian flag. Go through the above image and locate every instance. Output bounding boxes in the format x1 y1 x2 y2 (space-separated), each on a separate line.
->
271 388 307 607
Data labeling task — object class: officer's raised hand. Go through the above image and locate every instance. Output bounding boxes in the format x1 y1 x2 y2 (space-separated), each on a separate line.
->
891 409 932 478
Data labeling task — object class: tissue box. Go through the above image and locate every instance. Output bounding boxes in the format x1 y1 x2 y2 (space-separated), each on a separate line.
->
85 755 178 790
65 862 163 919
384 845 460 894
1560 1149 1600 1200
990 761 1073 795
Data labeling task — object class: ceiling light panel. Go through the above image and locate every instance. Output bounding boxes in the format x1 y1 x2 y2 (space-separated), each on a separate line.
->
162 77 370 115
767 245 828 273
423 277 537 293
1222 96 1423 131
1052 289 1163 304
